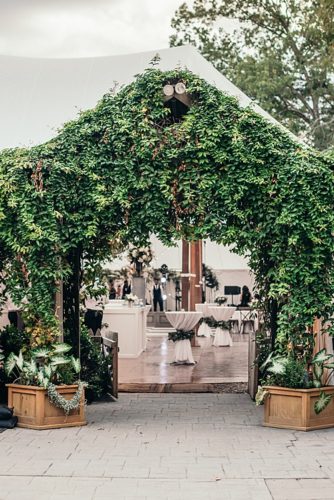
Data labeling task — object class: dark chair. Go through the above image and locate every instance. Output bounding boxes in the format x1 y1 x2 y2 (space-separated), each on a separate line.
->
101 332 118 399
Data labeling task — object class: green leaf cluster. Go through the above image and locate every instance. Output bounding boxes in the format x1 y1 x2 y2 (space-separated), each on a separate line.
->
0 67 333 362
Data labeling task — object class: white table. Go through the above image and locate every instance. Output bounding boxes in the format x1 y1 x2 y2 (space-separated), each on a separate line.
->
102 304 146 358
208 306 236 347
165 311 203 364
195 303 216 337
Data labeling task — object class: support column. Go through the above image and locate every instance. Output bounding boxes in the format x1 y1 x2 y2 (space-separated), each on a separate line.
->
55 280 64 342
181 240 190 311
189 241 202 311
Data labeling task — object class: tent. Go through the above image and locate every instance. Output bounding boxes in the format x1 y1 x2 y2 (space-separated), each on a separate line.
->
0 44 295 150
0 45 296 288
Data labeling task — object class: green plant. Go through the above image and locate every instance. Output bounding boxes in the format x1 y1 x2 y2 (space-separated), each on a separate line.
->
0 325 31 355
203 264 219 290
311 348 334 388
78 327 111 402
257 348 334 414
4 343 84 414
168 330 194 342
5 343 80 388
171 0 334 150
0 67 333 366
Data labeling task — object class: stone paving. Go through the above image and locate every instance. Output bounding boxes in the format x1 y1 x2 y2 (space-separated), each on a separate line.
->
1 394 334 499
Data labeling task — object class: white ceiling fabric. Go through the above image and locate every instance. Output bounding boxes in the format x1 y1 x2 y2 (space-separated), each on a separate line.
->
0 44 296 150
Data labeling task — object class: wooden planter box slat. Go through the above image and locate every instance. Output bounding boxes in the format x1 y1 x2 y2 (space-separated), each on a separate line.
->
7 384 86 430
263 385 334 431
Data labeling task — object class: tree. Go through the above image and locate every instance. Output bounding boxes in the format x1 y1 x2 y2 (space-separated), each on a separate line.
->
170 0 334 150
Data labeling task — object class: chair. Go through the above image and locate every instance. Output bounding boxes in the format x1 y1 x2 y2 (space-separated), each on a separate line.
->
101 331 119 399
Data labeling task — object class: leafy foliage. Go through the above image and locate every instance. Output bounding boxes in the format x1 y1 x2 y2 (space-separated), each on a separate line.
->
75 326 111 403
170 0 334 150
202 264 219 289
4 343 80 388
0 67 333 366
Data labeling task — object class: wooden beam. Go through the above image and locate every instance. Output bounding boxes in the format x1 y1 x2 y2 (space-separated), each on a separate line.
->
181 240 190 311
189 241 202 311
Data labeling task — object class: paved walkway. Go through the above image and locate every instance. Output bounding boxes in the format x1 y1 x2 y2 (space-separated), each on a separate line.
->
1 394 334 499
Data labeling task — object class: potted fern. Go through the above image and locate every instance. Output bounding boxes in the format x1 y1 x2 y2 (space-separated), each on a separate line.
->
256 349 334 431
5 343 86 430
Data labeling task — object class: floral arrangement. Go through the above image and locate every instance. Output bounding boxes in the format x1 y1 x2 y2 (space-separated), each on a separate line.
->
127 245 154 276
168 330 194 342
124 293 138 303
214 296 227 305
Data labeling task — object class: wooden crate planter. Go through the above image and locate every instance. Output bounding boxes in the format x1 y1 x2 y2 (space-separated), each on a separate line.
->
7 384 86 430
263 385 334 431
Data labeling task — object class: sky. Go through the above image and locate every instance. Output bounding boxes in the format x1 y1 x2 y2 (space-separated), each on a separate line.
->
0 0 190 58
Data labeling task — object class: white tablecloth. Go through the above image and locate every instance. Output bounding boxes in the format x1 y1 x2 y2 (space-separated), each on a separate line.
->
165 311 202 364
165 311 203 331
195 304 215 337
208 306 236 347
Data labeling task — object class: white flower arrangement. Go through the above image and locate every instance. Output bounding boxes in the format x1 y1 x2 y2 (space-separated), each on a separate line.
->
128 245 154 264
124 293 138 303
127 245 154 276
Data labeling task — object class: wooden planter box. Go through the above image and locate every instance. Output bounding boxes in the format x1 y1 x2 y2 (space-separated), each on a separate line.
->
263 385 334 431
7 384 86 430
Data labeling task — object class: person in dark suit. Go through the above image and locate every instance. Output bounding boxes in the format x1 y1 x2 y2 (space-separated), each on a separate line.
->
240 285 252 307
153 279 164 312
108 280 116 300
122 279 131 299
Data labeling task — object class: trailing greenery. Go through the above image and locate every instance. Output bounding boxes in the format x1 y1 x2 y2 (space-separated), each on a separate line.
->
0 67 333 367
47 382 86 416
203 264 219 290
168 330 194 342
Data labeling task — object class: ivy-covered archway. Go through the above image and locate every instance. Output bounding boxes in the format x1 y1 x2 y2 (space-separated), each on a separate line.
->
0 67 334 361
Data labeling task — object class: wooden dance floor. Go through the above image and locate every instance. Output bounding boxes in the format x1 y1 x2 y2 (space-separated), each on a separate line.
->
118 333 248 393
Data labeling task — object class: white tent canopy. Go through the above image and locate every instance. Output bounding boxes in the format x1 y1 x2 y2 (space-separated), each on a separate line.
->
0 44 291 277
0 44 295 150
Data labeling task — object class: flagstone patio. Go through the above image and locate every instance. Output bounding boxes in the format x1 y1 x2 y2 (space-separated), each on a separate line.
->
1 393 334 499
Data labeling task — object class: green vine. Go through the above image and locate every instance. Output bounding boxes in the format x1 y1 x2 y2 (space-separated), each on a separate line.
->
0 67 333 362
168 330 194 342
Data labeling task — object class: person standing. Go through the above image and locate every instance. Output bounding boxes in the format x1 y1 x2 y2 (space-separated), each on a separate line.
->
240 285 252 307
122 279 131 299
108 280 116 300
153 279 164 312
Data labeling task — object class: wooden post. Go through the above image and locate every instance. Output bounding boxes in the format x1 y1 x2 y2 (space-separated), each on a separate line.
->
181 240 190 311
55 280 64 342
189 241 202 311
